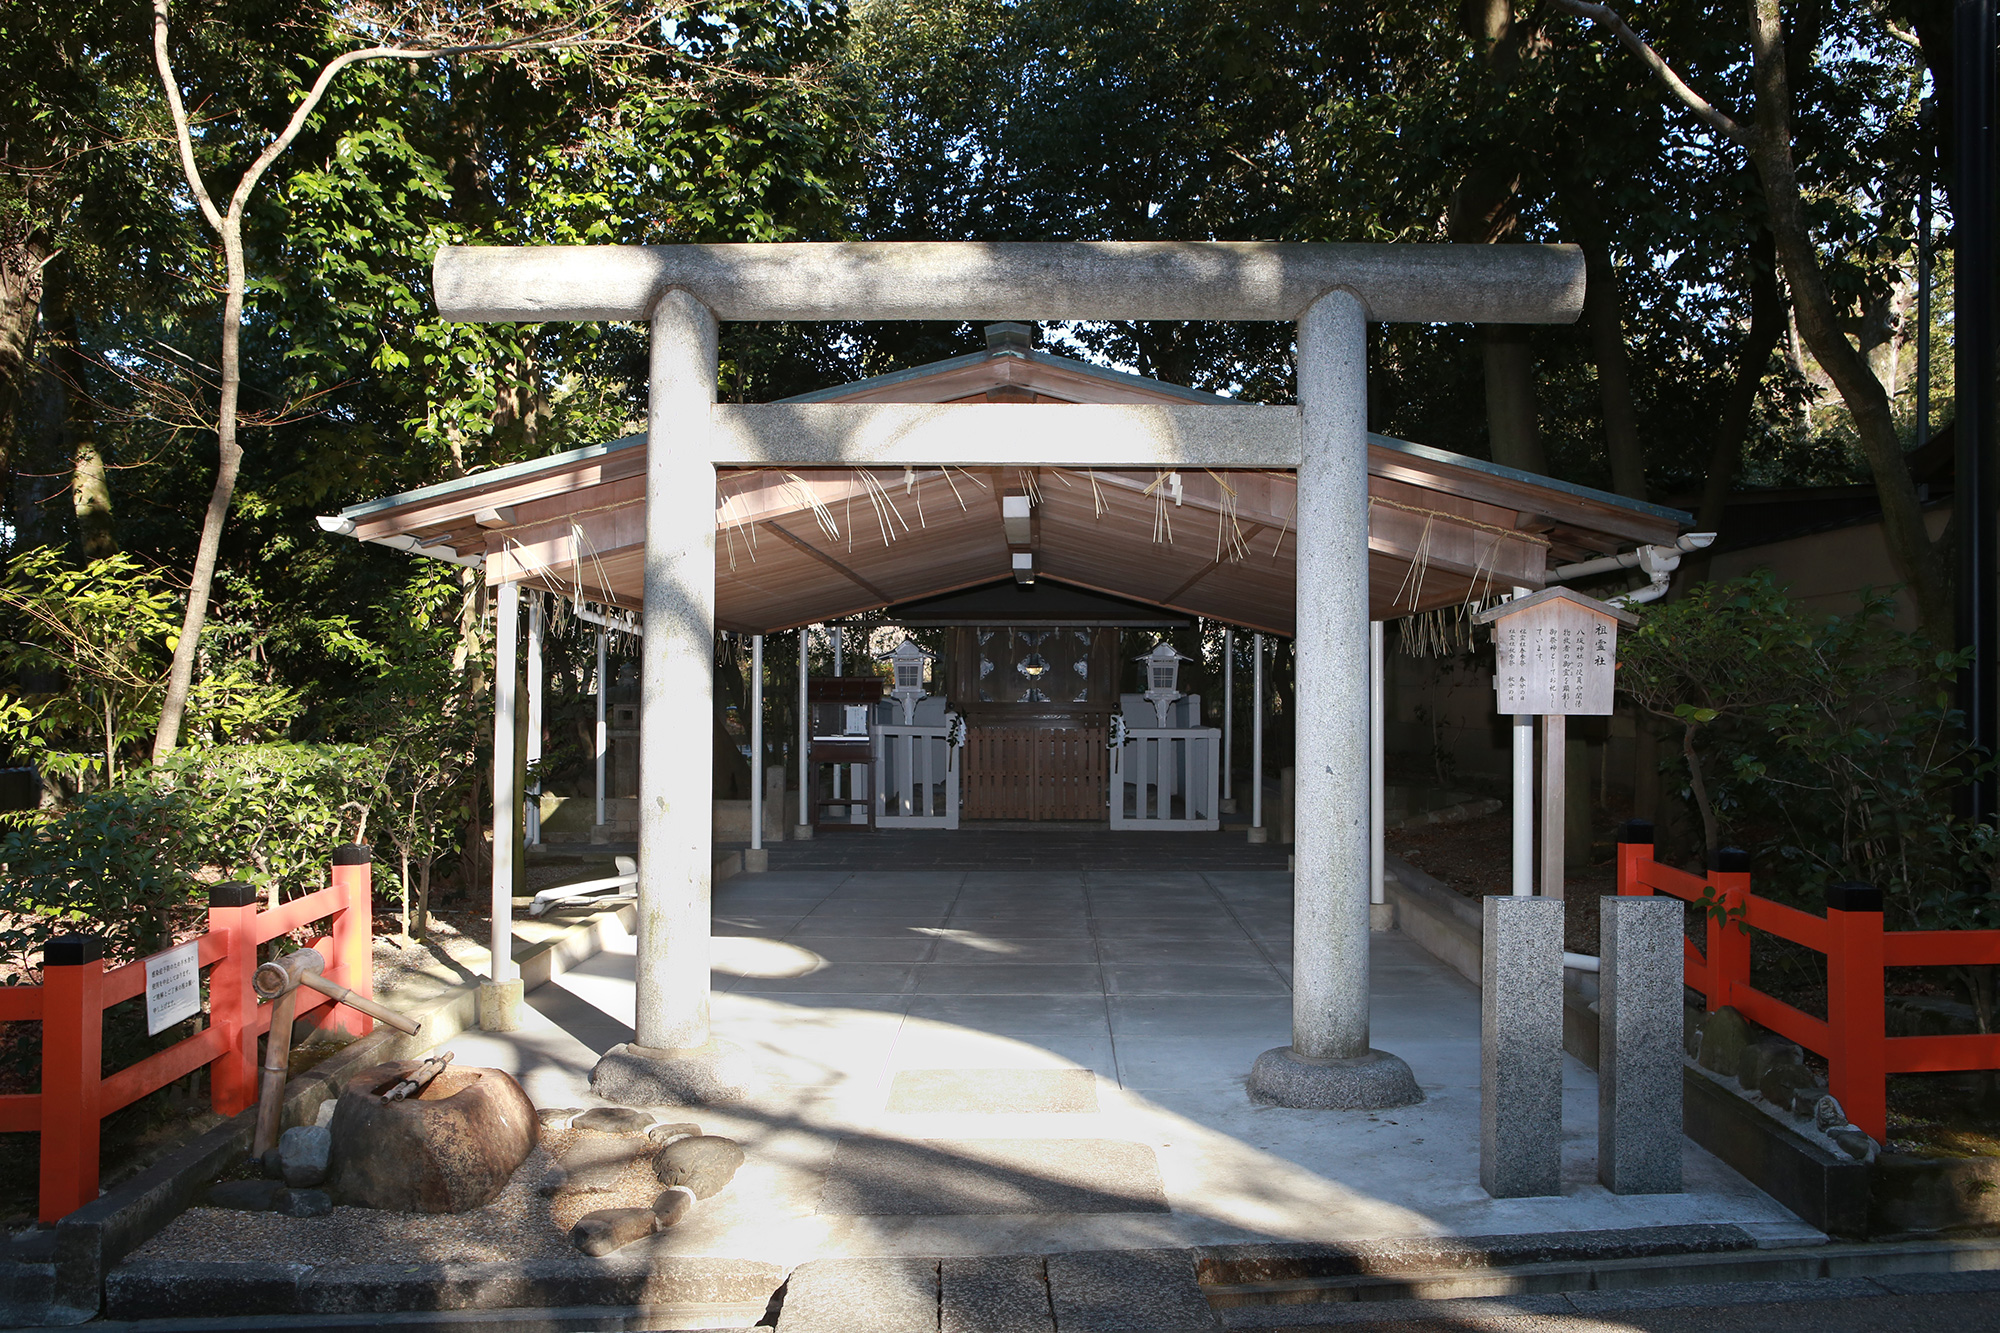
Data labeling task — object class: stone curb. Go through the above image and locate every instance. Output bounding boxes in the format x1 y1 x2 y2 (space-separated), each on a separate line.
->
1 901 637 1328
1204 1236 2000 1317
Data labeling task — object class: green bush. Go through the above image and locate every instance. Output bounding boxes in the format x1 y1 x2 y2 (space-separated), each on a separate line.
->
1619 572 1999 932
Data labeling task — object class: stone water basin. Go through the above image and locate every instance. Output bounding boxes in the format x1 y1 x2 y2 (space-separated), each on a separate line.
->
325 1061 537 1213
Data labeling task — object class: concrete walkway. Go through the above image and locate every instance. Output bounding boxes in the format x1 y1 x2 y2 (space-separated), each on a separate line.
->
441 865 1816 1267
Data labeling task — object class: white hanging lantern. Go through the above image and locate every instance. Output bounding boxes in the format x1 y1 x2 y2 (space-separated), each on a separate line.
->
879 638 936 724
1137 640 1192 726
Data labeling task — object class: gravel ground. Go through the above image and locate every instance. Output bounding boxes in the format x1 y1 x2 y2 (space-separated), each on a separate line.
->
130 1123 685 1265
132 1145 577 1265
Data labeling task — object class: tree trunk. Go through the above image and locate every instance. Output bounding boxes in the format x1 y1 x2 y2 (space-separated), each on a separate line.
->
152 221 246 761
1480 325 1545 472
0 220 51 479
1581 235 1646 499
1679 229 1787 588
1745 0 1950 634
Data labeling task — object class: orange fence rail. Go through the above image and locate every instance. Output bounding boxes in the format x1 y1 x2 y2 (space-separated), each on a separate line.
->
0 845 375 1222
1616 821 2000 1143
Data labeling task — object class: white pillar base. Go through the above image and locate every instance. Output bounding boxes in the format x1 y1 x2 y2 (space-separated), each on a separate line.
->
1247 1046 1421 1110
477 979 524 1033
1247 826 1270 845
589 1040 755 1107
743 847 769 873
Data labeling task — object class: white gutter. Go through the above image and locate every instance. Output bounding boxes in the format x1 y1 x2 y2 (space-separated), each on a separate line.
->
1546 533 1716 608
316 515 486 569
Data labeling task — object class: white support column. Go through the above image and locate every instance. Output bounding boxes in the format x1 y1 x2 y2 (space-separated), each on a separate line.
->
478 580 522 1031
590 287 751 1104
1511 585 1534 897
1222 628 1235 810
797 626 812 837
1248 288 1419 1109
594 632 607 829
1370 619 1386 910
747 634 765 870
830 627 844 801
525 595 544 845
1248 634 1267 843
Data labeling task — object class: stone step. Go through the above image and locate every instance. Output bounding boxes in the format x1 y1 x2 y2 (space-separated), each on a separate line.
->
777 1250 1220 1333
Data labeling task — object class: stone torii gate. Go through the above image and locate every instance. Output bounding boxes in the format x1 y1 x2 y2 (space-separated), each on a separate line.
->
434 241 1584 1109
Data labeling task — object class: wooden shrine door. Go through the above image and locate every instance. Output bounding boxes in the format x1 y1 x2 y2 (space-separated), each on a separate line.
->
962 723 1109 820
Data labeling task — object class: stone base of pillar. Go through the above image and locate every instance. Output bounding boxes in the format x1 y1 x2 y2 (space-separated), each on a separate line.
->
1247 826 1270 844
590 1040 755 1106
1220 797 1239 814
1247 1046 1421 1110
743 848 769 873
793 823 814 841
477 979 524 1032
1369 903 1396 932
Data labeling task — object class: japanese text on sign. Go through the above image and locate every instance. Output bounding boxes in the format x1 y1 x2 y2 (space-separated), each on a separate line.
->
1491 602 1618 716
144 940 202 1035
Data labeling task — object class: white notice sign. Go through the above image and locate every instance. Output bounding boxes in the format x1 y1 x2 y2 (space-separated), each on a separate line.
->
1476 588 1632 716
144 940 202 1035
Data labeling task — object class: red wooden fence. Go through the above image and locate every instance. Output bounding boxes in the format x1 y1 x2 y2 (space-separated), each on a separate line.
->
1616 821 2000 1142
0 845 375 1221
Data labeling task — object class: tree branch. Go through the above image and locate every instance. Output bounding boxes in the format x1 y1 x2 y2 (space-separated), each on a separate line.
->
150 0 226 233
1548 0 1750 144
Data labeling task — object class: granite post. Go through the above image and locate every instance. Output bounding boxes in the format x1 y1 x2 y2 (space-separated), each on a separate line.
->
590 288 752 1105
1246 287 1419 1110
1481 895 1564 1197
1598 894 1683 1193
478 580 522 1031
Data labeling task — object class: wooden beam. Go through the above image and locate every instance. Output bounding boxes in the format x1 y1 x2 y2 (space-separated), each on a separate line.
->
761 520 894 606
1159 523 1271 604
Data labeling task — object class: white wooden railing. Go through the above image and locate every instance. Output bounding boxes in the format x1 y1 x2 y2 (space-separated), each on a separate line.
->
1112 727 1221 831
872 724 960 829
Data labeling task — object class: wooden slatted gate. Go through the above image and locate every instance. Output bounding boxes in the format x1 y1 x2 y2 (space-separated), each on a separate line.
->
962 724 1108 820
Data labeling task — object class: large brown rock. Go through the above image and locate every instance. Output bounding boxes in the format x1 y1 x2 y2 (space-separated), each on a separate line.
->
325 1061 538 1213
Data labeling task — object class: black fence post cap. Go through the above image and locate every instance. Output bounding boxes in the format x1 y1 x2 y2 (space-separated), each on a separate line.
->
1826 882 1884 913
1710 847 1751 873
208 881 258 909
1618 819 1655 846
332 844 372 866
44 935 103 967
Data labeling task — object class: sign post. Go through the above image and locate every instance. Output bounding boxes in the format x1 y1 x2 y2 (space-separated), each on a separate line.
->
1474 588 1636 899
143 939 202 1035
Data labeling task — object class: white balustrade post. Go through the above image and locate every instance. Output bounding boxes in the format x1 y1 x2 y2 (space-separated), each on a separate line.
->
589 288 751 1104
1247 287 1419 1109
479 581 522 1031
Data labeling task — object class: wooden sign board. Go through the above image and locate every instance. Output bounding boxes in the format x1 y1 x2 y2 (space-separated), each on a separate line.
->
1473 588 1638 717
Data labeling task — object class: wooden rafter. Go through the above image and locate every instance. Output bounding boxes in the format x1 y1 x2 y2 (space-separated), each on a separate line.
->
761 520 894 606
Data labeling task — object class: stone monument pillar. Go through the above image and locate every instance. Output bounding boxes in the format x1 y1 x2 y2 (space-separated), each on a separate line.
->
591 287 751 1105
1598 894 1683 1193
1481 895 1564 1196
1247 288 1419 1110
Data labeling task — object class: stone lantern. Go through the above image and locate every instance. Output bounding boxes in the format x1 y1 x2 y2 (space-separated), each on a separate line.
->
880 638 935 724
1137 640 1192 726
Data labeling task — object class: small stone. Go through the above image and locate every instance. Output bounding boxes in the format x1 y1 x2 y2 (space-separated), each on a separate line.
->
1829 1127 1879 1164
572 1106 655 1135
569 1206 657 1256
1756 1061 1818 1112
259 1146 284 1179
280 1125 332 1188
272 1188 332 1217
647 1120 703 1145
1738 1036 1805 1091
537 1106 583 1129
1814 1094 1846 1130
1683 1005 1704 1059
653 1185 696 1227
207 1178 284 1211
1696 1006 1751 1080
536 1165 571 1197
653 1135 745 1199
1788 1081 1830 1117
